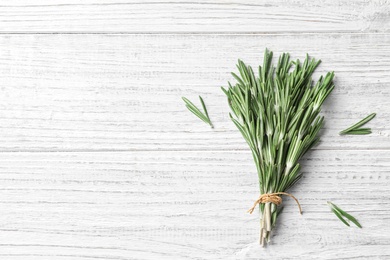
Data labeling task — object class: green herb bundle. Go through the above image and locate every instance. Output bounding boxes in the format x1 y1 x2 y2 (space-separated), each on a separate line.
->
222 50 335 246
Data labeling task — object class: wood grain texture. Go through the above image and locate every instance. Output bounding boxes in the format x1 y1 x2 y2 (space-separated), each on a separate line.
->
0 0 389 33
0 33 389 151
0 150 388 259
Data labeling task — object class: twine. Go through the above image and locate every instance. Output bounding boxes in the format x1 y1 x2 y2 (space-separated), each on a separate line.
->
247 192 302 214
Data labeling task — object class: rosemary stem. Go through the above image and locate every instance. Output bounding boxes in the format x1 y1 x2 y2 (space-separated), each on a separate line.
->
259 218 264 246
260 203 272 246
265 203 272 232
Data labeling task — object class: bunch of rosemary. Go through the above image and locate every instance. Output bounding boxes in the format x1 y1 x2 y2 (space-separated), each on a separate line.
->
222 50 335 246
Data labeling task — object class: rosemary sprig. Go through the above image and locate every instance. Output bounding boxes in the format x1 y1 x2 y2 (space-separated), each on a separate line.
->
339 113 376 135
182 96 213 128
222 49 335 246
327 201 362 228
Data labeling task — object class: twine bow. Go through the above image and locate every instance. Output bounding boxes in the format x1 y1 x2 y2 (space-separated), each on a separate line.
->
247 192 302 214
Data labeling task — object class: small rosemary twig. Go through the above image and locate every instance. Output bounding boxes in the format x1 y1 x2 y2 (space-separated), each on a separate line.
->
182 96 213 128
327 201 362 228
339 113 376 135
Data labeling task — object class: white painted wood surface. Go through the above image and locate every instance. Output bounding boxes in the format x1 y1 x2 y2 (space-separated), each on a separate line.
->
0 0 389 33
0 34 389 152
0 1 389 259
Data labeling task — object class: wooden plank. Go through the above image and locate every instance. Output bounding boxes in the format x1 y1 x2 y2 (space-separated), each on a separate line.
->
0 0 389 33
0 33 389 151
0 150 388 259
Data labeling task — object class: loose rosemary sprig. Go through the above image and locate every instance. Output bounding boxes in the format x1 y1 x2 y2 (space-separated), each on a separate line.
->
339 113 376 135
182 96 213 128
327 201 362 228
222 49 335 246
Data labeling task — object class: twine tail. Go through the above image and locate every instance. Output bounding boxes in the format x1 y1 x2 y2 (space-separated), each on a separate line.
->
274 192 302 215
247 199 261 214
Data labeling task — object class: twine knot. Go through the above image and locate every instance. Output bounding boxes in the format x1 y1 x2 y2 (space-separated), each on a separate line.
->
247 192 302 214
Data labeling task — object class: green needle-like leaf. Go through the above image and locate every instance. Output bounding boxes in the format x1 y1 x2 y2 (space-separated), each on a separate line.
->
328 201 362 228
330 202 362 228
199 96 209 119
331 207 350 227
343 129 372 135
339 113 376 135
182 96 213 128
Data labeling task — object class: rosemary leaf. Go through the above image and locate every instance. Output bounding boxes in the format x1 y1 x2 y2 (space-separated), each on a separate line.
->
182 96 213 128
199 96 210 120
328 201 362 228
343 129 372 135
331 207 350 227
339 113 376 135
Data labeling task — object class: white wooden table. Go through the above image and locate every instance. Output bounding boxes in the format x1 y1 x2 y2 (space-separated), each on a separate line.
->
0 1 389 259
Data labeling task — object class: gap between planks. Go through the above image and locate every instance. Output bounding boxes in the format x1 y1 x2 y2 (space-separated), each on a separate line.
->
0 32 389 35
0 148 388 153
